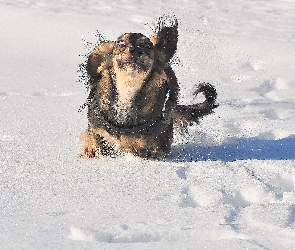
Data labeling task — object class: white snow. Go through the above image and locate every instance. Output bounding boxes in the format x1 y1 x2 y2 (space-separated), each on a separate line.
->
1 0 295 249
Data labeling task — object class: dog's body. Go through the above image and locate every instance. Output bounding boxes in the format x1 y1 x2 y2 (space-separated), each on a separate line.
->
81 17 218 158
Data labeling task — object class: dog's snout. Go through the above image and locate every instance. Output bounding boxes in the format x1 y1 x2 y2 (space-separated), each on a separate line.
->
129 46 143 56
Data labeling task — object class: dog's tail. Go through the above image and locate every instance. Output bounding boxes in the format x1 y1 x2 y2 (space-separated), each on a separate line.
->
174 83 218 131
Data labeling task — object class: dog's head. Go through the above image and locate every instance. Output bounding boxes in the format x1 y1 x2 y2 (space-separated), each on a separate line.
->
87 18 178 79
112 33 155 73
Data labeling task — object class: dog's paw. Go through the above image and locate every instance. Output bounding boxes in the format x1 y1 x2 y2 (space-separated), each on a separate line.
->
80 131 102 158
79 149 101 159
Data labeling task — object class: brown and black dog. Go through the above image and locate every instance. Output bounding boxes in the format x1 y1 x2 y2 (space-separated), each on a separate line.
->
81 16 218 158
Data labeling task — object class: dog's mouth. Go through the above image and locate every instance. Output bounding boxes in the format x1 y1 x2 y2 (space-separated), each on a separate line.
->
116 57 153 72
118 59 137 67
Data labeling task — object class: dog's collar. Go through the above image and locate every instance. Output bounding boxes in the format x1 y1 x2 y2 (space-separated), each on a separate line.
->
90 104 164 135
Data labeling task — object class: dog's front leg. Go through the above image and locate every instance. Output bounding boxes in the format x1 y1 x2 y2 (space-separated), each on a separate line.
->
80 130 102 158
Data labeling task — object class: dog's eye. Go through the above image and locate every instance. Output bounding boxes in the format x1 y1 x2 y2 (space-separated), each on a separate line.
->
145 44 151 50
117 40 126 48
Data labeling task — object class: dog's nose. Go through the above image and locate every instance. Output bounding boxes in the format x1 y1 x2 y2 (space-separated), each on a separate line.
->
129 46 143 57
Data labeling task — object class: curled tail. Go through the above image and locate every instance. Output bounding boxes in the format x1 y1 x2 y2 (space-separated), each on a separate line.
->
174 83 218 131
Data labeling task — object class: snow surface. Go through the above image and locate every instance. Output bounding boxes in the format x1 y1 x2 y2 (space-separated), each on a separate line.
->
1 0 295 249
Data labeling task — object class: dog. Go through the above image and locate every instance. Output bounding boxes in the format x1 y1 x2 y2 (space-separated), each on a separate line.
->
81 16 218 158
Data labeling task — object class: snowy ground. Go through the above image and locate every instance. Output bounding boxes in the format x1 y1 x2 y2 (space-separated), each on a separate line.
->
1 0 295 249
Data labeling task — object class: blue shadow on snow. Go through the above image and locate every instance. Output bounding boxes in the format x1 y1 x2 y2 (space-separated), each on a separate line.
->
169 135 295 162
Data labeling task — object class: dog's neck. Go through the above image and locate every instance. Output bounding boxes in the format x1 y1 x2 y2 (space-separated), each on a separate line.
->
113 67 151 104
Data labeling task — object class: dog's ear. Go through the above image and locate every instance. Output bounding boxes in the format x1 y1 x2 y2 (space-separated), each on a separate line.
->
151 15 178 64
87 41 115 77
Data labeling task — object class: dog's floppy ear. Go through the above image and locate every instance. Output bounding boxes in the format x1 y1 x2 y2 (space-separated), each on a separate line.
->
87 41 115 77
151 15 178 64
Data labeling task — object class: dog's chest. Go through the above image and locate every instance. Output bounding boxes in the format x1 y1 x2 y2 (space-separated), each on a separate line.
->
113 69 149 123
115 70 145 104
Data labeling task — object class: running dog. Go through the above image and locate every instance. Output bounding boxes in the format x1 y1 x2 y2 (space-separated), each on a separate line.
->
81 16 218 158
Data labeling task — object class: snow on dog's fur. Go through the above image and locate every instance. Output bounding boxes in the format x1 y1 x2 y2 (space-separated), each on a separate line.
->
81 15 218 158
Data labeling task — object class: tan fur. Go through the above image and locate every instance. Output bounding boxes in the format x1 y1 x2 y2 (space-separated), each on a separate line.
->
98 71 112 111
113 65 151 123
89 126 147 156
114 68 150 103
80 130 101 157
87 42 114 76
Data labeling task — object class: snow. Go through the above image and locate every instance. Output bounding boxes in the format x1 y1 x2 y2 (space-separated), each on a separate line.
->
1 0 295 249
